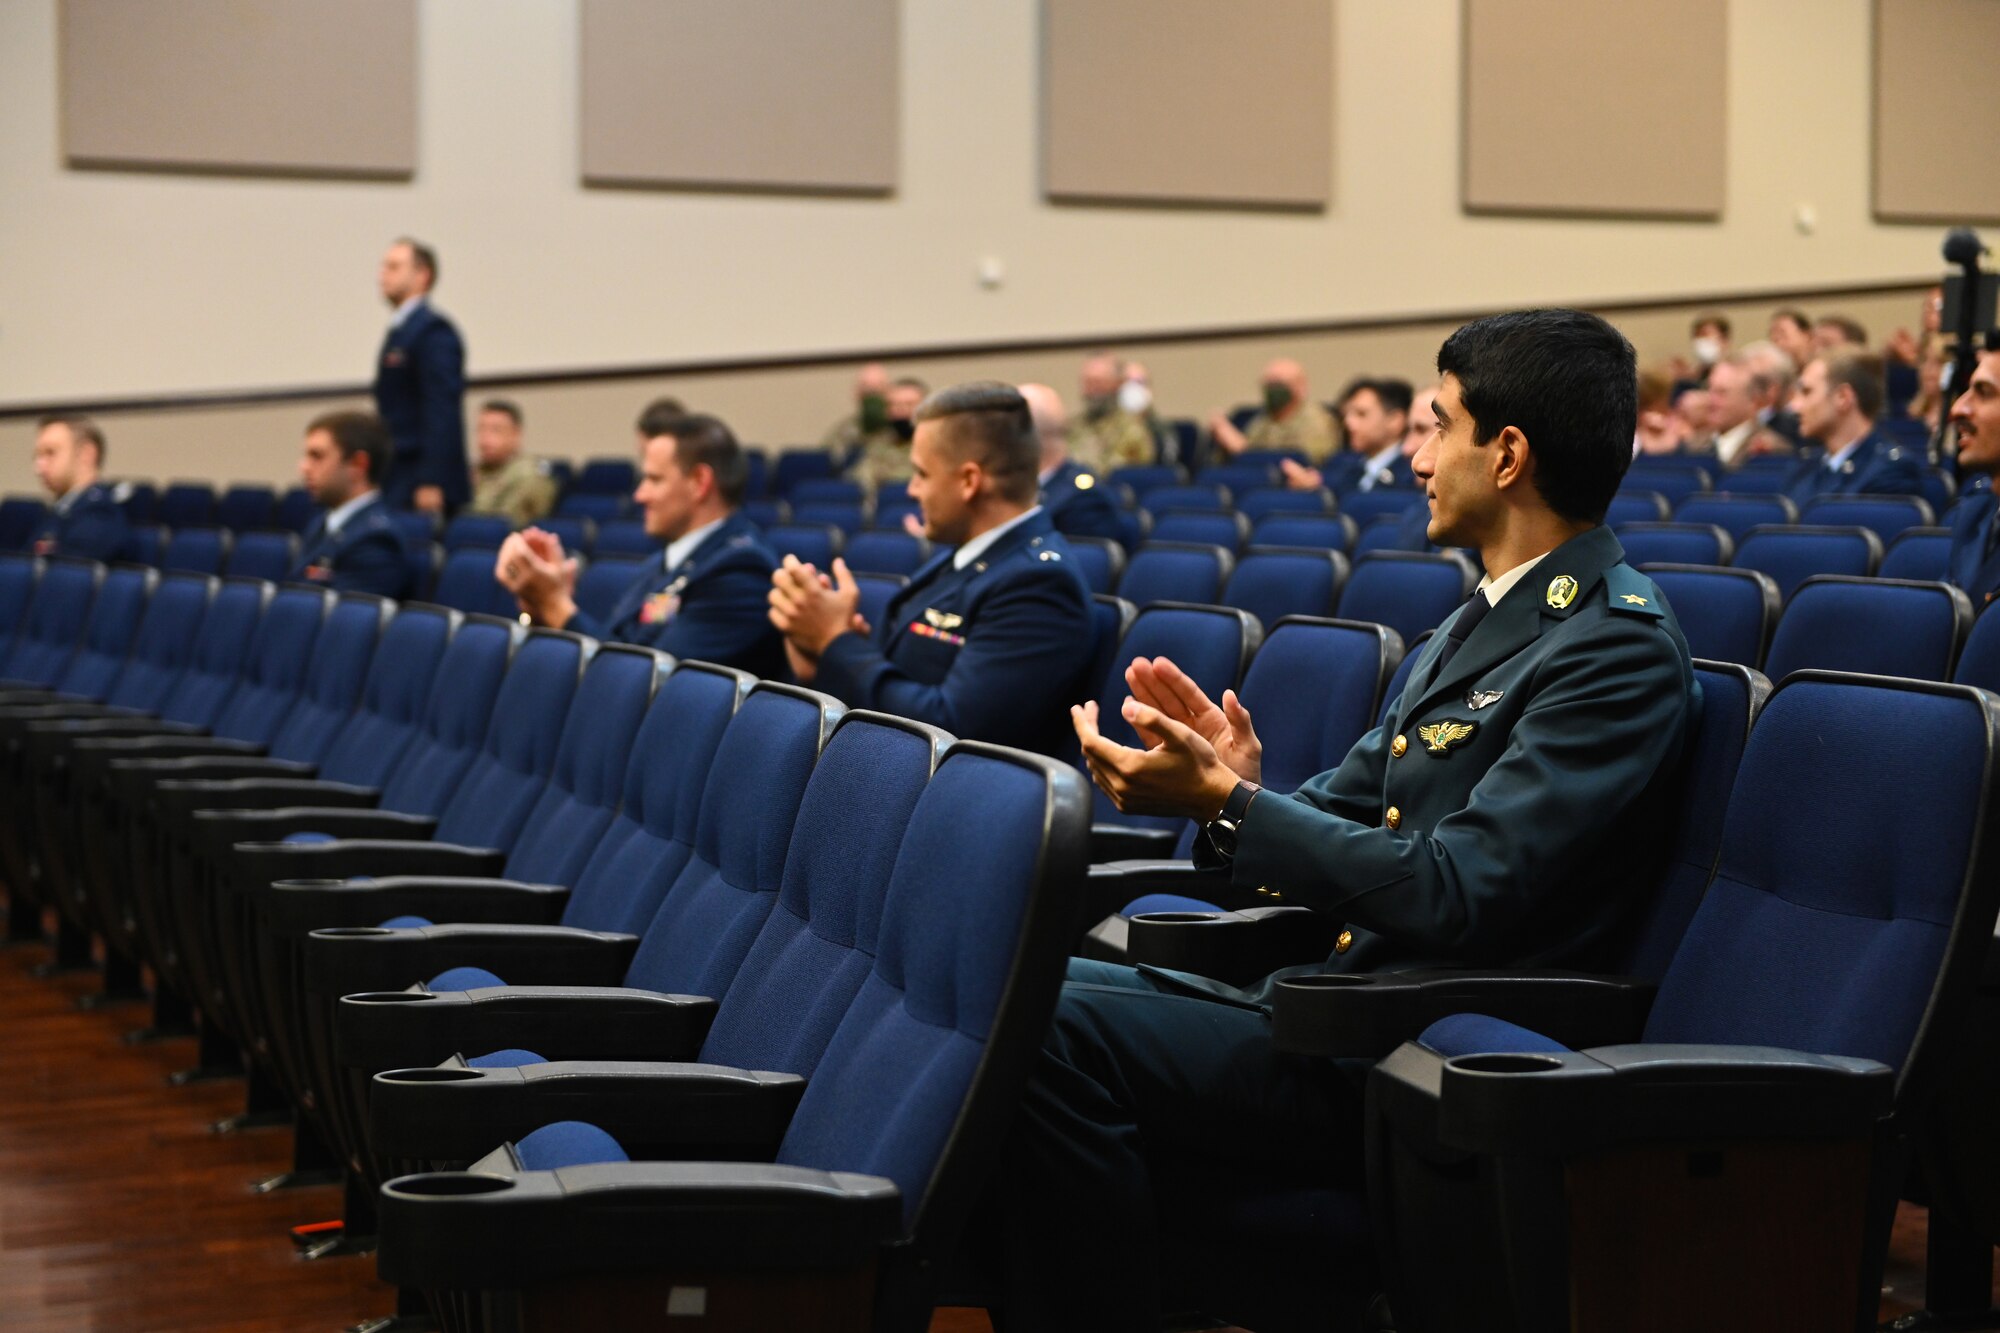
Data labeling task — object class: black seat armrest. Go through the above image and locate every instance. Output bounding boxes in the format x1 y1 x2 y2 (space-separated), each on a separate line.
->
1271 970 1660 1060
307 921 638 998
262 874 568 936
336 983 711 1076
1128 906 1342 988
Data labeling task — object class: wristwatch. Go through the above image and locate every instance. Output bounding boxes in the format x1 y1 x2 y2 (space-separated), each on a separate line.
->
1204 780 1262 858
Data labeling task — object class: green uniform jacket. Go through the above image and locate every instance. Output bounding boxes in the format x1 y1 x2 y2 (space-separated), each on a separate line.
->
1245 400 1340 462
469 454 557 527
1068 408 1157 471
1213 523 1696 986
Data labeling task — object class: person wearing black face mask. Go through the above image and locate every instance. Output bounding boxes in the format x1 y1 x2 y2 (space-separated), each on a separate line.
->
1208 357 1339 461
827 370 928 495
1067 351 1158 471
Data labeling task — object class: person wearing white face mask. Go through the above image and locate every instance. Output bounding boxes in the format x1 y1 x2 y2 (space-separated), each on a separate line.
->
1067 351 1158 470
1690 312 1731 369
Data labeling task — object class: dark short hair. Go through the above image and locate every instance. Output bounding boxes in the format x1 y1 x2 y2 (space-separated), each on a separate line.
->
1816 313 1869 347
891 376 930 395
1340 376 1413 417
1692 311 1732 338
635 396 688 438
649 413 748 507
306 410 390 485
397 236 438 287
1820 350 1885 420
1771 307 1811 332
1435 309 1637 524
479 398 522 427
37 413 106 464
914 380 1039 504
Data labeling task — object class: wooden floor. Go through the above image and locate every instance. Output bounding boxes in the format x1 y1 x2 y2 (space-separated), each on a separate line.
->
0 937 1990 1332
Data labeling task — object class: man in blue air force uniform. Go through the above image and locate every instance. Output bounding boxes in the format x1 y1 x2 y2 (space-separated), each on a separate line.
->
497 413 783 677
1946 333 2000 610
1781 350 1923 507
288 411 409 598
1021 381 1125 542
983 310 1698 1331
30 415 130 562
372 237 471 517
769 380 1095 758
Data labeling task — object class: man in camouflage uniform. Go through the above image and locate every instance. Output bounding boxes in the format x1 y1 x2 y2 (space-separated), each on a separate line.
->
1209 357 1340 462
823 364 927 492
1067 352 1157 471
467 399 556 526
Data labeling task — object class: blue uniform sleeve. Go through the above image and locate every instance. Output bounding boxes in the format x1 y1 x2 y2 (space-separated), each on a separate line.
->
656 560 784 672
565 608 610 640
415 321 468 493
334 531 412 599
1866 452 1925 497
813 566 1091 741
61 501 131 563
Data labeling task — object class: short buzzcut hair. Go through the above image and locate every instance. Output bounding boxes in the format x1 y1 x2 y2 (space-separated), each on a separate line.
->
38 413 106 464
397 237 439 287
635 396 688 439
479 398 522 427
1435 309 1637 525
306 409 391 485
1820 350 1885 421
650 413 749 508
914 381 1039 505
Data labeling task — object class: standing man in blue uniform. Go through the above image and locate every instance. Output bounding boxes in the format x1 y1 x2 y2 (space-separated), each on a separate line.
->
982 310 1698 1331
1782 350 1923 506
768 381 1095 757
1020 382 1124 542
372 238 470 517
1946 333 2000 610
30 415 129 562
496 414 784 677
289 411 409 598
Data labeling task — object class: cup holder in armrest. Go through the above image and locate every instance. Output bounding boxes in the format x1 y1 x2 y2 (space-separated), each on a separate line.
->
1446 1053 1567 1075
377 1066 485 1084
315 926 396 938
384 1171 514 1197
347 990 438 1005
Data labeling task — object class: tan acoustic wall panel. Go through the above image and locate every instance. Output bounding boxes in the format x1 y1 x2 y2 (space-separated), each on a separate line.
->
1874 0 2000 222
580 0 897 193
1463 0 1726 218
58 0 416 178
1043 0 1332 209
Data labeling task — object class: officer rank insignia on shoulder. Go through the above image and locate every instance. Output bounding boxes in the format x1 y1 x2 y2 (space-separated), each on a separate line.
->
1545 575 1579 609
1037 550 1062 561
1416 719 1477 755
1074 474 1094 489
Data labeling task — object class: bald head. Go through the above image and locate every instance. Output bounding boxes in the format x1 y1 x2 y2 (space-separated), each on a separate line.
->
1019 382 1069 470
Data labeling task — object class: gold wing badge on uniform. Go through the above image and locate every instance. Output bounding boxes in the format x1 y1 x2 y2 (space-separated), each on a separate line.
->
923 609 963 630
1416 720 1478 756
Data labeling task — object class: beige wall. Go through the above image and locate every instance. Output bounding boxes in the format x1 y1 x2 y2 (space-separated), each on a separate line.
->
0 0 1953 491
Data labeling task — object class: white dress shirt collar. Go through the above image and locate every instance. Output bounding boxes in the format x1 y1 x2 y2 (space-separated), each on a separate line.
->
662 516 726 574
324 490 377 536
388 295 427 330
952 506 1042 571
1475 549 1551 607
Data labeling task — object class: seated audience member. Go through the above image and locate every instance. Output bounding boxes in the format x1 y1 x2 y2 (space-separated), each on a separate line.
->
1739 339 1803 444
1813 313 1869 354
824 366 927 491
1705 353 1795 470
1281 377 1414 495
467 399 556 526
1373 384 1444 553
289 411 408 598
1207 358 1339 462
985 309 1696 1330
1673 383 1716 454
1783 351 1922 505
1021 382 1124 542
1769 307 1816 372
1067 352 1157 471
497 414 783 676
769 381 1094 758
29 414 130 562
1946 333 2000 609
1669 311 1732 383
1633 368 1690 455
634 396 688 452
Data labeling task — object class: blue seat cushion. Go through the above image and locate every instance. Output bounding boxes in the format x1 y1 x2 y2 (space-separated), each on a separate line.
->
379 914 431 929
428 965 507 992
466 1047 545 1069
514 1119 630 1171
1417 1013 1571 1058
282 831 338 845
1121 893 1225 918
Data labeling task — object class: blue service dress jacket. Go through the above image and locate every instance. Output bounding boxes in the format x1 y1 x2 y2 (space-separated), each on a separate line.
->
812 510 1095 756
373 301 471 512
288 495 409 598
1325 450 1415 500
32 484 130 562
567 513 785 678
1949 491 2000 612
1040 460 1124 541
1782 430 1923 507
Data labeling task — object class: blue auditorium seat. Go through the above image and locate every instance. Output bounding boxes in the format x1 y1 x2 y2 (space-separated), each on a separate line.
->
1237 487 1333 523
1673 491 1797 542
1359 671 2000 1333
1622 458 1712 506
1713 460 1793 495
1337 488 1425 526
404 542 442 604
790 501 867 536
215 485 276 533
114 481 158 526
1140 484 1231 518
1107 464 1187 501
157 483 217 529
1063 536 1125 596
1336 551 1478 646
431 548 519 619
124 525 166 568
0 497 49 551
772 451 838 498
1223 547 1349 631
1354 514 1422 555
572 457 636 496
553 493 624 523
1878 527 1952 582
1954 604 2000 693
1085 594 1138 704
1762 577 1971 683
161 526 231 576
1117 542 1233 606
535 515 593 556
0 553 42 661
1636 564 1780 668
1733 524 1883 601
1606 490 1671 525
789 478 864 506
843 530 929 578
1798 493 1936 545
389 510 439 549
1198 462 1280 496
1920 467 1958 516
0 558 102 690
275 487 315 533
1378 628 1434 725
742 498 789 530
871 499 919 533
764 524 843 569
1250 513 1356 554
222 530 299 583
1613 521 1733 568
1149 509 1251 552
0 564 151 703
573 556 647 625
591 519 656 559
443 514 514 553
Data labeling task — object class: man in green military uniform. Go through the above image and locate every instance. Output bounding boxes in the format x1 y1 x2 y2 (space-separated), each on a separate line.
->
821 364 927 492
1066 352 1158 471
1208 356 1340 462
984 309 1698 1331
466 399 556 526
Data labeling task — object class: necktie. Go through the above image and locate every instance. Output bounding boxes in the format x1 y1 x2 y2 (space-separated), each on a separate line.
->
1432 590 1492 673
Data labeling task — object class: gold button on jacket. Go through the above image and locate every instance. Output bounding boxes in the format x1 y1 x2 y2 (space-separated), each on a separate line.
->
1391 734 1407 758
1334 929 1354 954
1385 806 1401 830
